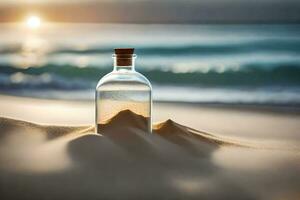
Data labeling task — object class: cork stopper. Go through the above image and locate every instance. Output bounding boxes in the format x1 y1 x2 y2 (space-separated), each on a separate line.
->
114 48 135 66
114 48 134 55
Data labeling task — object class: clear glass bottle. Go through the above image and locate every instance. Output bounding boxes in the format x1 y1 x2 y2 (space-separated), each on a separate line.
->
95 48 152 133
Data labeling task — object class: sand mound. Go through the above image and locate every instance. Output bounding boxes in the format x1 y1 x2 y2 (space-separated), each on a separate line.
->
0 111 299 200
1 110 244 145
154 119 240 146
0 117 92 140
100 109 149 131
1 111 241 161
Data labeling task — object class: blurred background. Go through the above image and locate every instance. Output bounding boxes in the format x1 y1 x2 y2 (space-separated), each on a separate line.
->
0 0 300 106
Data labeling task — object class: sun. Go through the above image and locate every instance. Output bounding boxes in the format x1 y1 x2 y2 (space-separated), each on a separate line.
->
26 15 42 29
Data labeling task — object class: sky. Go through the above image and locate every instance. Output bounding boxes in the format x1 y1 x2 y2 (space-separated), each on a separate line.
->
0 0 300 23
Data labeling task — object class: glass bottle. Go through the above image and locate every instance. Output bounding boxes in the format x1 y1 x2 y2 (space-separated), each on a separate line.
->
95 48 152 133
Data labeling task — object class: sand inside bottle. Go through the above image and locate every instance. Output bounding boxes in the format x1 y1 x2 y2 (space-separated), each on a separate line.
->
96 84 151 132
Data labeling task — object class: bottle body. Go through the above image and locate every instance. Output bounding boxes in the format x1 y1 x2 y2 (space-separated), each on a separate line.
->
95 50 152 133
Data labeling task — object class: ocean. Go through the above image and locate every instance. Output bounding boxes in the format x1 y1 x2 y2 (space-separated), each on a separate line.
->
0 23 300 106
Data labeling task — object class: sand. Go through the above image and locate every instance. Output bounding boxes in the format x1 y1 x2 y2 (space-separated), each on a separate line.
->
0 95 300 200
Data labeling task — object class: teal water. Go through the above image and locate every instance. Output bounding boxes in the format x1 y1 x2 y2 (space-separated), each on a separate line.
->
0 23 300 105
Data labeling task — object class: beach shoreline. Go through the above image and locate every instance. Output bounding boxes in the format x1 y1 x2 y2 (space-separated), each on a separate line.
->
1 94 300 143
1 93 300 114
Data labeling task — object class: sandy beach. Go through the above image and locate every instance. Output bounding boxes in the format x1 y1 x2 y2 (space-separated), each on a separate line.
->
0 94 299 200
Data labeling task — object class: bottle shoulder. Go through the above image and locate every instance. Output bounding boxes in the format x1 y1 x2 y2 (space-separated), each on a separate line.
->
96 70 151 88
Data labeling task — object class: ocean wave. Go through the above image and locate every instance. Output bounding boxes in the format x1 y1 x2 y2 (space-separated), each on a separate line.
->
1 80 300 106
1 65 300 105
1 38 300 56
0 72 93 90
1 64 300 89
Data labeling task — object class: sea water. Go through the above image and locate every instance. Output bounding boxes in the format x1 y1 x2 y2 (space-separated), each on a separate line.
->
0 24 300 106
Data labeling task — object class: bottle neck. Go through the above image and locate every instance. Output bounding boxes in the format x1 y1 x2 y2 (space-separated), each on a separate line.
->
113 54 136 71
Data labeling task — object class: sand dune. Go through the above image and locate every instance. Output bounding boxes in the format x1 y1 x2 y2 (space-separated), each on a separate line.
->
0 110 300 200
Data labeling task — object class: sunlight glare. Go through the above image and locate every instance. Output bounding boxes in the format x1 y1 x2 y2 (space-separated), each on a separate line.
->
26 15 41 29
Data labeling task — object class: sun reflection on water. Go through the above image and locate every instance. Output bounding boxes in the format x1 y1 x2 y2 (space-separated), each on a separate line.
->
12 15 49 68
